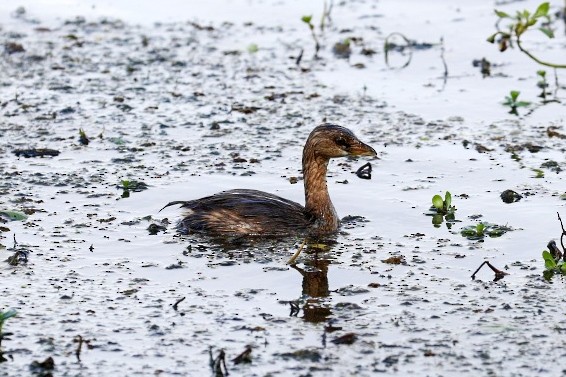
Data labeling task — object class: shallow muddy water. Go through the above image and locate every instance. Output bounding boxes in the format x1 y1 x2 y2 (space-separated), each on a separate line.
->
1 0 566 376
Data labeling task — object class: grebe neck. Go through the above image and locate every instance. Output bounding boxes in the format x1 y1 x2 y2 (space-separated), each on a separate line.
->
302 152 339 233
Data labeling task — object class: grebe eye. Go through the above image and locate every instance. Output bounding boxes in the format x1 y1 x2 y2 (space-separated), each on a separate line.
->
335 137 349 149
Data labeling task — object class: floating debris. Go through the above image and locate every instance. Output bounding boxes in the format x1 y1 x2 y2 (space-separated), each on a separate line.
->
13 149 60 158
471 261 508 282
331 332 357 345
355 162 372 180
500 189 522 203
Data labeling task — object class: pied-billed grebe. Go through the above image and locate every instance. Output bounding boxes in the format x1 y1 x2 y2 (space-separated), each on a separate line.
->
161 123 376 236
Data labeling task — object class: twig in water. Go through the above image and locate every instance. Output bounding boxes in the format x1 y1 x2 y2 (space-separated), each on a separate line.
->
295 48 304 66
73 335 84 362
172 297 186 311
439 36 448 91
356 162 372 180
289 301 300 317
210 348 229 376
232 345 252 364
384 32 412 69
287 238 307 265
471 261 508 282
557 212 566 254
320 0 334 32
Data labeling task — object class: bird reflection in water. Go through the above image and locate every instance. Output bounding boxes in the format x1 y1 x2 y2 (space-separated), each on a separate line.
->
290 246 332 323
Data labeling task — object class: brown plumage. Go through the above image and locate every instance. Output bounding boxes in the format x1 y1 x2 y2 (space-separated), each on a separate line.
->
161 123 376 236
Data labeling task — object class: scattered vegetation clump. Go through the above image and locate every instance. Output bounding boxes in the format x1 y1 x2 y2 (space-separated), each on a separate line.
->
119 179 149 198
488 2 565 69
428 191 458 228
542 213 566 280
503 90 530 115
460 222 513 240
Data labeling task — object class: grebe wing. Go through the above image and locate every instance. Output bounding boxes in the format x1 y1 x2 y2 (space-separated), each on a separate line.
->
163 189 312 235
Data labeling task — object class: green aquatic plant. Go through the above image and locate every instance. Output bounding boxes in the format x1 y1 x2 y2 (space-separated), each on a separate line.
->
461 222 512 240
119 180 148 198
429 191 457 229
301 15 320 58
531 168 544 178
79 128 89 145
0 210 28 221
0 309 17 347
536 70 549 98
542 213 566 280
503 90 530 115
432 191 455 215
488 2 565 69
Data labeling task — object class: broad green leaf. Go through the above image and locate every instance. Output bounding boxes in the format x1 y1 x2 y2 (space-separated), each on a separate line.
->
542 250 553 261
494 10 510 18
515 101 530 107
476 223 485 235
536 70 546 77
543 250 557 269
539 27 554 38
526 18 537 27
432 195 444 211
533 2 549 19
510 90 520 101
444 191 452 209
0 210 28 221
545 258 557 269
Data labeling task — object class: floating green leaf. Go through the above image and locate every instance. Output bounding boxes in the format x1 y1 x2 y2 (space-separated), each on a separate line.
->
543 250 557 269
432 195 443 211
461 222 512 240
444 191 452 209
0 210 28 221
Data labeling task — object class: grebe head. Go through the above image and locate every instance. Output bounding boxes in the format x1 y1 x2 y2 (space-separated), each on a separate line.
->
305 123 377 159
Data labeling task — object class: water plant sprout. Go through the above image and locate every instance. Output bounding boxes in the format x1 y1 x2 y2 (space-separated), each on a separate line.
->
488 2 566 69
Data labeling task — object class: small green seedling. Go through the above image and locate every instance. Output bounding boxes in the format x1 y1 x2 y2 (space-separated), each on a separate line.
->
79 128 89 145
488 2 565 69
119 180 149 198
503 90 530 115
301 15 320 58
429 191 458 229
461 222 512 240
536 70 549 98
